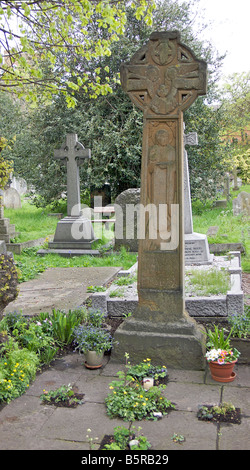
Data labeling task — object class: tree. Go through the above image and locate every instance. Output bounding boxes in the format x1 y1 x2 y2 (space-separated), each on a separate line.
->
219 72 250 183
1 0 226 205
0 0 155 105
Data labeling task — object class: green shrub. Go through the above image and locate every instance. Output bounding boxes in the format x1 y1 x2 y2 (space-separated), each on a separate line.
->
0 338 39 403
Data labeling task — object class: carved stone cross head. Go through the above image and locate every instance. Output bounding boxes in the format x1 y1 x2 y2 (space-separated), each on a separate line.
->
121 31 207 118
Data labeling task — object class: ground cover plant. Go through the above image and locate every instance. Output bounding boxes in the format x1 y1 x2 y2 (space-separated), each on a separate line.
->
40 383 84 408
14 245 137 283
0 307 111 404
100 424 151 451
185 267 231 296
228 305 250 339
105 355 174 422
197 402 241 424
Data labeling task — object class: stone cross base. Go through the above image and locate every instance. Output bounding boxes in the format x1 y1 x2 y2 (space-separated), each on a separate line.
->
185 233 213 265
48 216 97 250
112 312 206 370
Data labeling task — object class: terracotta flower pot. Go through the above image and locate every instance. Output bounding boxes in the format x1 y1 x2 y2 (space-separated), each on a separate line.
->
208 360 237 382
84 351 104 369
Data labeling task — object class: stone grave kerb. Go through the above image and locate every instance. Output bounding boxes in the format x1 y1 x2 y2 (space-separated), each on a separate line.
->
113 31 207 369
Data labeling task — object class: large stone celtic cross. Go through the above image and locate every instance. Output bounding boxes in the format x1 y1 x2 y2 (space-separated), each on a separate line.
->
114 31 207 369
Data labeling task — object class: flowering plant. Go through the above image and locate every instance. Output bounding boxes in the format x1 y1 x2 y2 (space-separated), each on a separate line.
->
205 348 240 364
73 326 117 354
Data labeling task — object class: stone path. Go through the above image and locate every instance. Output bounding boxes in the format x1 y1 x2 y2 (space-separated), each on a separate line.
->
0 355 249 452
4 266 121 316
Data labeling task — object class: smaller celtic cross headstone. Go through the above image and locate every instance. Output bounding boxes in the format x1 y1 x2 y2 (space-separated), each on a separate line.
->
54 133 91 217
44 133 96 255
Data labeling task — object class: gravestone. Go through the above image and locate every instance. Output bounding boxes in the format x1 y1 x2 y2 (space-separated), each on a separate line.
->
0 190 20 243
183 126 213 265
45 134 97 254
114 188 141 252
233 191 250 216
90 183 111 208
113 31 207 369
3 187 22 209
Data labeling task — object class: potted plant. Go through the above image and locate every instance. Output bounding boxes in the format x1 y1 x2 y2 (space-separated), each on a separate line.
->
73 325 117 369
205 325 240 382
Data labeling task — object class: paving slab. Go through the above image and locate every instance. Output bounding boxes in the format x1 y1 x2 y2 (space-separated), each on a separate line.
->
0 354 249 452
4 266 121 316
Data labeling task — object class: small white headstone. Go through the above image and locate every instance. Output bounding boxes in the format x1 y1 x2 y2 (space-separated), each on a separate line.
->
3 188 21 209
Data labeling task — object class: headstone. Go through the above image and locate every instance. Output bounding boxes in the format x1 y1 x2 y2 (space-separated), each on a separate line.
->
114 188 141 252
233 191 250 216
183 126 213 265
113 31 207 369
10 176 27 195
46 134 97 254
0 190 20 243
90 183 111 208
3 187 22 209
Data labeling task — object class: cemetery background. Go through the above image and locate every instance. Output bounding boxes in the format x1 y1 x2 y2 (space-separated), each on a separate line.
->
0 1 249 454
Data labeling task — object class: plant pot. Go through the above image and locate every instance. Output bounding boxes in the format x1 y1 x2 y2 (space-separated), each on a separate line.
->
142 377 154 390
84 351 104 369
208 360 237 382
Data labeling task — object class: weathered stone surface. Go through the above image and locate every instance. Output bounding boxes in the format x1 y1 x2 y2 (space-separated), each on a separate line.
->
185 232 213 265
3 187 21 209
113 31 207 369
46 134 97 254
114 188 141 252
233 191 250 216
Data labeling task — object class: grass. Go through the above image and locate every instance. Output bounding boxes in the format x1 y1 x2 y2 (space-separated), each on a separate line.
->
3 185 250 283
4 200 59 243
15 246 137 283
192 184 250 273
185 268 231 296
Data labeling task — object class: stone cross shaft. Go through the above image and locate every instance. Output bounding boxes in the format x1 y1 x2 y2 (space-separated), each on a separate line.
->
183 128 198 234
120 31 207 319
54 133 91 217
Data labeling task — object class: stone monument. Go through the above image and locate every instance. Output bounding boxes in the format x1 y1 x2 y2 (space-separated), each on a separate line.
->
113 31 207 369
183 126 213 264
47 134 97 254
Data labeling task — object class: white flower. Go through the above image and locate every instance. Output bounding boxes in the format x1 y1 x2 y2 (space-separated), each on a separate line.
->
206 349 221 361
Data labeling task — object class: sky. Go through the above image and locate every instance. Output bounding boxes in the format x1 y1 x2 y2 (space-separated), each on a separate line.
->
192 0 250 79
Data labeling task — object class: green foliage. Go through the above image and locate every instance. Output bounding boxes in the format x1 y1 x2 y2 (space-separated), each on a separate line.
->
73 325 116 354
228 305 250 339
206 325 233 350
125 357 168 383
15 245 136 283
0 338 39 403
49 308 85 346
197 402 237 421
103 425 151 450
1 1 226 205
40 383 83 406
186 267 230 296
0 254 19 319
105 379 175 421
0 1 155 104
